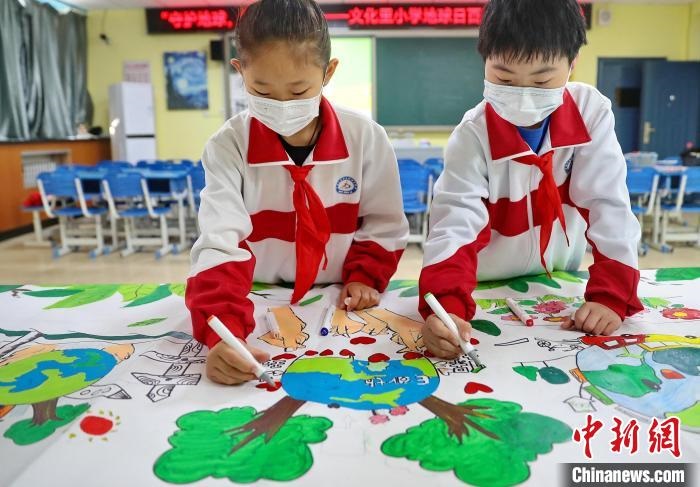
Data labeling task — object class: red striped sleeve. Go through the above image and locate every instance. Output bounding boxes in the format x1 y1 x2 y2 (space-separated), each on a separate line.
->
342 240 404 292
185 249 257 349
575 206 644 319
418 225 492 321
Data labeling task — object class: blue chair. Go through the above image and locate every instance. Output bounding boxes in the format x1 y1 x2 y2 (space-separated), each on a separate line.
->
398 159 433 245
37 170 109 258
103 171 174 259
98 160 133 169
626 166 659 256
660 167 700 247
187 164 206 216
424 157 444 180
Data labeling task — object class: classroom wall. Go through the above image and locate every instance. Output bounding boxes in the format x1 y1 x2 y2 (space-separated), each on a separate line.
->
87 4 698 157
573 3 695 85
87 9 225 161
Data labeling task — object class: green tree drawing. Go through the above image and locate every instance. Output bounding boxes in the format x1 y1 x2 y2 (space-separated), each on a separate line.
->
381 398 572 487
153 399 332 483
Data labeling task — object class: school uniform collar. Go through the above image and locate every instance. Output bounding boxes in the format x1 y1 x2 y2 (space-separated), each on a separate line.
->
246 97 350 166
485 89 592 163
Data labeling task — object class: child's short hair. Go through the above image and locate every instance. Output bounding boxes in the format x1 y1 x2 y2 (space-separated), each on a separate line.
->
477 0 587 64
234 0 330 66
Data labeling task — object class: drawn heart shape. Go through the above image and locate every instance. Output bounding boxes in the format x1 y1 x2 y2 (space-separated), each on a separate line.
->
368 353 390 363
319 349 334 356
464 381 493 394
350 336 376 345
339 349 355 357
423 350 436 358
272 353 295 361
403 352 423 360
304 350 318 356
255 381 282 392
470 337 480 345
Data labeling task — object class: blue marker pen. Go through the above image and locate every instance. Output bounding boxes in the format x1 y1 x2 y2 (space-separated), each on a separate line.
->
320 305 334 336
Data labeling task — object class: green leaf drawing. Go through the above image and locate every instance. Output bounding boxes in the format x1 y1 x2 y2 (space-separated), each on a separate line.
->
127 317 167 327
23 288 82 298
538 366 570 385
655 267 700 282
549 271 583 283
118 284 159 302
399 286 419 298
0 285 22 294
475 299 507 310
45 285 119 309
388 280 418 291
641 297 672 309
508 279 530 293
169 284 186 297
125 284 172 307
488 307 512 315
471 320 501 336
513 365 539 381
251 282 274 292
474 278 512 291
299 295 323 306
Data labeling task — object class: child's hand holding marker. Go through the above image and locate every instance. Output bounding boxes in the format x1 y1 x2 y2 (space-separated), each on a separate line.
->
422 293 481 365
206 316 272 386
339 282 380 311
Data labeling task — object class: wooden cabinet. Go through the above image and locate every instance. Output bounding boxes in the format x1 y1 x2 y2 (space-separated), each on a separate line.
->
0 138 111 235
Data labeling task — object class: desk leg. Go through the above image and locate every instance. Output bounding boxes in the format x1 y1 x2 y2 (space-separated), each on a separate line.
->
173 197 187 254
23 211 51 248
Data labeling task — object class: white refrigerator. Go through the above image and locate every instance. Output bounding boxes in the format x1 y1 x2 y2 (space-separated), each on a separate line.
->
108 82 157 162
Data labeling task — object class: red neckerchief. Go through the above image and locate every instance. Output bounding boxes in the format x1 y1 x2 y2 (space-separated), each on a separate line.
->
514 151 569 275
285 165 330 303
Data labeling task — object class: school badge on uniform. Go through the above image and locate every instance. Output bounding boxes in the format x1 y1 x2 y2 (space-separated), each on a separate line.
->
336 176 358 194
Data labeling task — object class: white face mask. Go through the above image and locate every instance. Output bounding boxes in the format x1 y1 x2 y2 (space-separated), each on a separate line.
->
247 90 322 137
483 79 566 127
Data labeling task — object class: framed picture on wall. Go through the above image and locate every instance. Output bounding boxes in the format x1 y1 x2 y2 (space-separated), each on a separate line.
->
163 51 209 110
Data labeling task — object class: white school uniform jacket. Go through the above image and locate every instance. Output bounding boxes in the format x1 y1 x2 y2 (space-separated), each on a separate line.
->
418 82 643 322
186 98 409 349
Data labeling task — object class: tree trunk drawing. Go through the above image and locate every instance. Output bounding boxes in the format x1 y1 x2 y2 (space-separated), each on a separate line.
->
419 395 500 442
226 396 306 454
31 398 59 425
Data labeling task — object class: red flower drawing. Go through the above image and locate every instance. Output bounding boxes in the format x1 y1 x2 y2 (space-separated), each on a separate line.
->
533 301 568 315
661 307 700 320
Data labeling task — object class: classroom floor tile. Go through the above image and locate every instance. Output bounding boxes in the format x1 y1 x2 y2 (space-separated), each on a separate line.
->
0 231 698 284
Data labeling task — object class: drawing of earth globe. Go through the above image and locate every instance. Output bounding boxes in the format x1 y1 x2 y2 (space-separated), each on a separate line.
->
281 357 439 410
576 335 699 432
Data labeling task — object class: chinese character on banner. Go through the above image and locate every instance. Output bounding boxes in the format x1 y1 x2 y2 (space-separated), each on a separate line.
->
347 7 365 26
610 416 639 454
436 7 453 25
378 7 394 25
422 7 439 26
209 9 234 29
393 7 410 25
452 7 467 26
466 7 483 25
648 417 681 458
408 7 423 25
184 10 198 29
364 7 379 25
572 414 604 459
